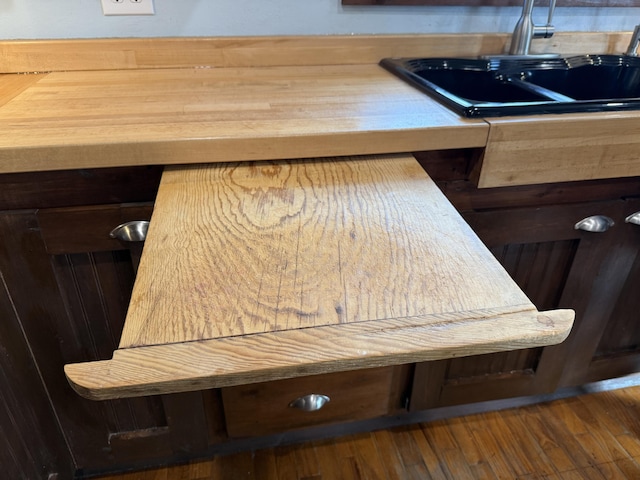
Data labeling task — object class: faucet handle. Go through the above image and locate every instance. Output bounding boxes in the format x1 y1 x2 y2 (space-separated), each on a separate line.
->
533 0 556 39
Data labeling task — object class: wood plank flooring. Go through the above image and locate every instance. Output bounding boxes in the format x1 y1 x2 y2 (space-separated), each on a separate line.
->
98 383 640 479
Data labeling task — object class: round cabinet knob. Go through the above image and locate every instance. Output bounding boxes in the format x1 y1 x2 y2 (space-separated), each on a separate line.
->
574 215 615 233
109 221 150 242
625 212 640 226
288 394 330 412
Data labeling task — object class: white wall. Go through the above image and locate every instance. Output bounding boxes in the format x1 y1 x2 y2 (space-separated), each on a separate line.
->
0 1 638 40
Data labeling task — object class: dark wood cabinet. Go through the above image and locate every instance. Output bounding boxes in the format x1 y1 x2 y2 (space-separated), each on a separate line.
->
411 150 640 410
2 154 640 477
0 167 225 478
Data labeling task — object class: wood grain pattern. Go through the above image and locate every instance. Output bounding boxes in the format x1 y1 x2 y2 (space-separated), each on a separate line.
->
122 155 536 346
0 65 487 174
0 33 631 74
64 154 573 400
477 113 640 188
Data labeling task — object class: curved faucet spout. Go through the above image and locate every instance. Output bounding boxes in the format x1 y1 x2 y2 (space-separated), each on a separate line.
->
626 25 640 56
509 0 556 56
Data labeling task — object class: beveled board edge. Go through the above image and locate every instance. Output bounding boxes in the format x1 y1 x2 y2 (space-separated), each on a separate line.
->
64 308 574 400
0 32 632 74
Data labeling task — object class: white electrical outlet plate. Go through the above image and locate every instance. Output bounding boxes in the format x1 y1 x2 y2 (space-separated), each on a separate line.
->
101 0 155 16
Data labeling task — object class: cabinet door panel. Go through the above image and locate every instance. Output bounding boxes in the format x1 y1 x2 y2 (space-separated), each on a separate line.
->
595 253 640 355
490 240 577 310
51 250 169 433
577 198 640 383
0 268 74 479
411 200 625 410
0 206 215 473
445 348 542 382
0 210 167 469
52 250 136 361
443 238 577 385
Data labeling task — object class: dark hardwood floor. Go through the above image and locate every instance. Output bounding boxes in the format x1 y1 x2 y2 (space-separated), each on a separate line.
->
97 377 640 479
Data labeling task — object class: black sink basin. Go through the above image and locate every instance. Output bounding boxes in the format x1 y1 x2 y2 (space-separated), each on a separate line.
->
523 55 640 100
380 55 640 117
407 65 549 104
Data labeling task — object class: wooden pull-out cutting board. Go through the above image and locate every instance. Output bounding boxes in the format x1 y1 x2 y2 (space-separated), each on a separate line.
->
65 154 573 400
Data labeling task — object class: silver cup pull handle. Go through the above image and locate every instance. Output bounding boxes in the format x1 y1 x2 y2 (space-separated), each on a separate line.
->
625 212 640 226
289 394 330 412
574 215 615 233
109 221 150 242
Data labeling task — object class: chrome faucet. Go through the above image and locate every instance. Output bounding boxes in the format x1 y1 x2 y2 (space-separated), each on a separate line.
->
509 0 556 56
625 25 640 56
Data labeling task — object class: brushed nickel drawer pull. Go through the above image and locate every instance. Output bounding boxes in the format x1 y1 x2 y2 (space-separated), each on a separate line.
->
289 394 330 412
625 212 640 226
109 221 150 242
574 215 614 233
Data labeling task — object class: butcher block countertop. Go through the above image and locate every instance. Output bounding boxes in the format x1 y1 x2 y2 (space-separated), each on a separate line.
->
0 31 635 177
0 64 487 174
64 154 573 400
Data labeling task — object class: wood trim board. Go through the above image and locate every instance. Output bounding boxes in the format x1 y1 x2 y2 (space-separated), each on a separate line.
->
0 33 633 74
476 112 640 188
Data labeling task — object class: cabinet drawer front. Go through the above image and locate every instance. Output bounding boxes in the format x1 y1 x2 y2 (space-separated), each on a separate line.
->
0 166 162 210
37 203 154 254
221 367 395 438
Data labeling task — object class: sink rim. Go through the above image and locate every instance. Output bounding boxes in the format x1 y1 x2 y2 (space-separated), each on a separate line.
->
380 55 640 118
